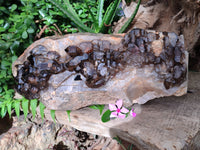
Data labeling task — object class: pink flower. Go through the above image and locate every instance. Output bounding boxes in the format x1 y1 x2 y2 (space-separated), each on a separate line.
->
130 109 136 117
109 99 129 119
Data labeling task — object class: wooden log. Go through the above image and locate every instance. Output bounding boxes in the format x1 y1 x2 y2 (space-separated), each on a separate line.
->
43 72 200 150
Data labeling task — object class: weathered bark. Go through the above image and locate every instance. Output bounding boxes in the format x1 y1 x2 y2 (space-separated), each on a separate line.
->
0 115 122 150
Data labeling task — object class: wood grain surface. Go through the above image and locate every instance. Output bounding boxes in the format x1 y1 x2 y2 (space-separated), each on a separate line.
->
43 72 199 150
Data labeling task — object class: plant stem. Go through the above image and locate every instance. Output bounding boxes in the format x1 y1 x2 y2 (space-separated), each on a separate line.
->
118 0 141 33
99 0 121 33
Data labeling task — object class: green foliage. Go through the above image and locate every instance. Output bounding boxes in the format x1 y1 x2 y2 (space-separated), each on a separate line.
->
0 0 79 119
118 0 141 33
22 98 29 120
48 0 140 33
39 101 46 121
97 0 104 27
14 100 21 119
48 0 128 33
0 86 15 118
30 99 38 120
7 101 12 118
0 0 140 121
89 104 104 115
101 109 112 123
66 110 71 122
84 0 98 28
50 110 56 124
0 97 45 120
99 0 121 33
48 0 95 33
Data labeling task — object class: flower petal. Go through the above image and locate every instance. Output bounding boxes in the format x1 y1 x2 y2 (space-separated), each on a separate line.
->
109 104 117 111
116 99 123 109
118 112 126 119
121 107 129 113
131 109 137 117
110 111 118 118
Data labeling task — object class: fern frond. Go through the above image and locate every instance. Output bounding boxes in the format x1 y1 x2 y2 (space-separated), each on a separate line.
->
30 99 38 120
14 100 20 119
7 101 12 118
0 104 6 118
22 99 29 120
39 102 46 121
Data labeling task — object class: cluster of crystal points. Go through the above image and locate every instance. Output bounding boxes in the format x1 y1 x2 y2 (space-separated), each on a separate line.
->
15 29 187 100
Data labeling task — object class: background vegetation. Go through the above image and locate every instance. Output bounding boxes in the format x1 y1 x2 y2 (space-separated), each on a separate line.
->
0 0 140 119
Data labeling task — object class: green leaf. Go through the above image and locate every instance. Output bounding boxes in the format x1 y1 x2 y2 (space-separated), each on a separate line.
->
24 18 33 26
8 27 16 32
64 0 80 19
7 102 12 118
89 105 104 115
2 33 13 40
45 16 55 24
1 60 11 69
22 31 28 39
22 99 29 120
0 40 10 50
3 22 10 30
27 27 35 33
10 4 17 12
10 41 20 51
0 70 6 78
66 110 71 122
30 99 38 120
101 109 112 123
0 27 5 32
11 56 18 63
50 110 56 124
0 104 7 118
97 0 104 27
0 6 9 15
39 102 46 121
14 100 20 119
39 10 46 17
0 20 4 24
98 105 105 115
118 0 141 33
31 0 38 3
99 0 121 33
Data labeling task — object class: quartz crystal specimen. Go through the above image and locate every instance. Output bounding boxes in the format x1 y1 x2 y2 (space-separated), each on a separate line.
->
12 29 188 110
